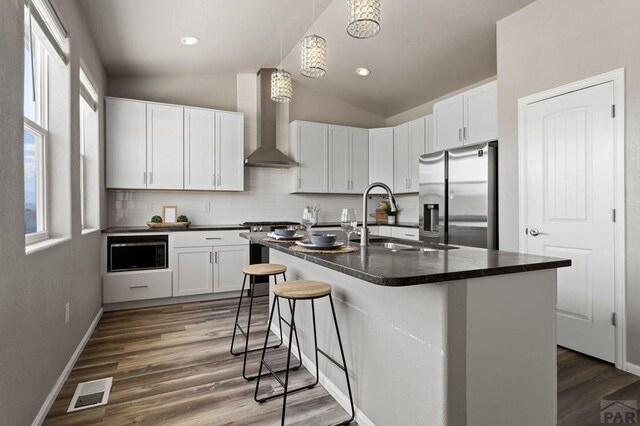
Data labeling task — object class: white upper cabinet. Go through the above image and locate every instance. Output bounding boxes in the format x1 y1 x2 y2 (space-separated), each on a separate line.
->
291 121 329 193
106 97 244 191
433 94 464 152
215 111 244 191
394 116 428 194
368 127 395 193
349 128 369 193
106 98 147 189
463 80 498 145
184 108 215 190
146 103 184 190
328 126 350 193
433 81 497 152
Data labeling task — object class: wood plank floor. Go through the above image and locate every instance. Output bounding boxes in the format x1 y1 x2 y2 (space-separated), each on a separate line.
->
44 298 639 425
44 297 356 426
558 346 640 425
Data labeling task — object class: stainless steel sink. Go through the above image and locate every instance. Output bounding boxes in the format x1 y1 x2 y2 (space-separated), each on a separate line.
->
372 242 441 252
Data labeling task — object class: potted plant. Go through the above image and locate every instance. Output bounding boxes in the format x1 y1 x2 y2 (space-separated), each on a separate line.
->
385 206 398 225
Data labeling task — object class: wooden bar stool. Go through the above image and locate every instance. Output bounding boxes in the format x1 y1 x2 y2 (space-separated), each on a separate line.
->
230 263 302 381
254 280 355 426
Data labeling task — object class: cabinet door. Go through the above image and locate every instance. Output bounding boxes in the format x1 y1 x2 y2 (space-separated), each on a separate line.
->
408 117 427 192
328 126 350 193
106 98 147 189
147 103 184 189
463 81 498 145
294 122 328 193
391 227 420 241
368 128 394 193
213 245 250 293
184 108 215 190
349 128 369 193
215 111 244 191
433 94 464 152
393 123 410 194
173 247 213 297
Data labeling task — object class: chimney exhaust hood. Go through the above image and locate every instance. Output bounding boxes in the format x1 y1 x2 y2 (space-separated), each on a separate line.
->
245 69 297 168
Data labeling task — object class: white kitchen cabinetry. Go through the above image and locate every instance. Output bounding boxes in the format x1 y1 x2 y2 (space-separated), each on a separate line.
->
107 97 243 191
376 226 393 237
391 227 420 241
328 126 369 193
173 247 213 297
146 103 184 190
213 245 250 293
368 128 395 193
106 98 147 189
394 116 429 194
291 121 329 193
103 269 172 304
215 111 245 191
292 121 368 194
171 231 249 296
463 80 498 145
433 81 497 152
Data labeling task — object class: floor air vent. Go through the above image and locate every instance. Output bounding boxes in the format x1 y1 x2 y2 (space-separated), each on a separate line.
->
67 377 113 413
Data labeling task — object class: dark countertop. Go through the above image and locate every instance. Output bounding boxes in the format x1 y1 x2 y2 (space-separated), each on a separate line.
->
241 233 571 286
103 224 249 233
315 222 418 229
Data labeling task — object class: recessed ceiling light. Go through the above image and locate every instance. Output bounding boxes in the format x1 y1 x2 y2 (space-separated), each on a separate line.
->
355 67 371 77
180 36 200 46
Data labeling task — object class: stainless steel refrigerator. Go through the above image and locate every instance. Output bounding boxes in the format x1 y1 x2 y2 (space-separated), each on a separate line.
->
418 141 498 249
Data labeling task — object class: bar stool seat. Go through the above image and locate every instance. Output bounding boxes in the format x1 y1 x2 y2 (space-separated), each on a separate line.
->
243 263 287 276
273 280 332 299
255 280 354 426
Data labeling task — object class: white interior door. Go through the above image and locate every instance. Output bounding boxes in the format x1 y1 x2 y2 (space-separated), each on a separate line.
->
523 82 616 362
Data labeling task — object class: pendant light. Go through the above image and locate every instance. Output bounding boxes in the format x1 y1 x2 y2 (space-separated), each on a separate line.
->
271 0 293 103
346 0 381 39
300 0 327 78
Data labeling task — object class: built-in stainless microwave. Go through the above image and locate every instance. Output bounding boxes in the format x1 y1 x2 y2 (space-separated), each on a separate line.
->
107 235 168 272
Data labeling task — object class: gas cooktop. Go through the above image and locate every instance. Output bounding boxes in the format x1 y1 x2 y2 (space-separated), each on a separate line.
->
242 221 304 233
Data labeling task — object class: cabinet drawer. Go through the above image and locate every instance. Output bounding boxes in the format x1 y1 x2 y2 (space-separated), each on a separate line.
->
391 227 419 241
172 230 247 248
103 269 172 303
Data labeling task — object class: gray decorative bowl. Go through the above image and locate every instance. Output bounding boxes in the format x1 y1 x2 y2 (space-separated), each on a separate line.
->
274 229 297 238
310 233 337 246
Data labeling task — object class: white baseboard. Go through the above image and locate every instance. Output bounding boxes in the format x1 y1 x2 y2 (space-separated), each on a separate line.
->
624 361 640 377
32 308 104 426
272 324 375 426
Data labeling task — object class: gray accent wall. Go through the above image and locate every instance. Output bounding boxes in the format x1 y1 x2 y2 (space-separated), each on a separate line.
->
497 0 640 365
0 0 106 424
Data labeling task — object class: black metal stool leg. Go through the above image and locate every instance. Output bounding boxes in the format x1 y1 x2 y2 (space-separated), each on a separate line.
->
280 299 297 426
241 275 257 380
254 295 279 402
329 294 355 425
230 273 248 356
274 274 284 348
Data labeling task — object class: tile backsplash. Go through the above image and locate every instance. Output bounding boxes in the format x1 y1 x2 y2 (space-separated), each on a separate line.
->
108 168 419 227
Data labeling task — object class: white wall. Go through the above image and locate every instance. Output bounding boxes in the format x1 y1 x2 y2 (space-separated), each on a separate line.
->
0 0 106 424
496 0 640 364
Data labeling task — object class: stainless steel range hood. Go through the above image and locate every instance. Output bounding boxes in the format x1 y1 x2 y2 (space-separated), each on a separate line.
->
245 69 297 168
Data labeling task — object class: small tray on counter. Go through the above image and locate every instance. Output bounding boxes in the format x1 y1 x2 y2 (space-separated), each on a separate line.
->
146 221 191 228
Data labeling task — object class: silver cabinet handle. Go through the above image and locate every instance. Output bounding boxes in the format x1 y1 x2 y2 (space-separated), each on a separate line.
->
206 237 222 240
149 172 153 184
209 252 212 263
212 175 215 187
298 178 301 188
217 175 221 186
214 252 219 264
463 127 468 140
129 285 149 289
143 172 147 184
528 228 548 237
458 128 463 142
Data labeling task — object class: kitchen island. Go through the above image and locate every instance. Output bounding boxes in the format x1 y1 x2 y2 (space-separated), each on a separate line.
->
241 233 570 426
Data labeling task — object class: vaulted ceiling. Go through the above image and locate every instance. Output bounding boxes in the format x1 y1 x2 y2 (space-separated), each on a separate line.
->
79 0 535 117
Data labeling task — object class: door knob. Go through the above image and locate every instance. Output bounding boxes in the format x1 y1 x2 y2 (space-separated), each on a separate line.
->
529 228 548 237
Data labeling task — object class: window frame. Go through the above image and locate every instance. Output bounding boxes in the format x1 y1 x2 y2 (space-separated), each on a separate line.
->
24 37 49 245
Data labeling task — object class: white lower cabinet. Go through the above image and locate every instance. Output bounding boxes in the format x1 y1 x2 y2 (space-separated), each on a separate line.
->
376 226 393 237
391 227 420 241
173 247 214 297
213 245 250 293
103 269 172 304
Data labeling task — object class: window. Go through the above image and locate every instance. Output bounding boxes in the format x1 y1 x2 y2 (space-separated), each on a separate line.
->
24 35 49 244
79 66 99 231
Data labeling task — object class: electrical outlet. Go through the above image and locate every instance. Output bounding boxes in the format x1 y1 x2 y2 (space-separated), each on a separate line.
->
203 202 210 212
145 202 153 212
65 302 70 325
